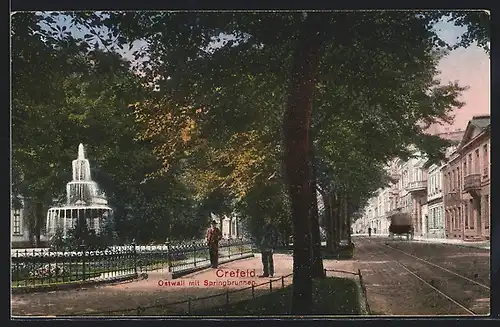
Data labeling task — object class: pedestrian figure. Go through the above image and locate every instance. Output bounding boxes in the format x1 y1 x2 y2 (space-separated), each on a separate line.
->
206 220 222 268
259 221 279 277
368 227 372 237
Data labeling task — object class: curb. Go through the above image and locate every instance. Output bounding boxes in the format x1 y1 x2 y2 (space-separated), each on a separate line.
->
173 253 255 279
411 239 490 250
11 274 138 294
356 269 371 315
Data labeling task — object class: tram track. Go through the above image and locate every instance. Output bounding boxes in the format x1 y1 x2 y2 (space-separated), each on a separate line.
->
363 237 489 315
381 242 490 291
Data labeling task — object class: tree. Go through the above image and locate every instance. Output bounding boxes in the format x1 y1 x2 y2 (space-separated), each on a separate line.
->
32 10 489 313
282 12 328 313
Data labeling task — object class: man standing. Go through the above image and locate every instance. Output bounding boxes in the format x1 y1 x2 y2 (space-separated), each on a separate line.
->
368 227 372 237
206 220 222 268
259 221 279 277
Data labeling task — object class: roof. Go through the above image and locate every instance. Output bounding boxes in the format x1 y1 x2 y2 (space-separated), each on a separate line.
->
470 115 491 129
458 115 491 151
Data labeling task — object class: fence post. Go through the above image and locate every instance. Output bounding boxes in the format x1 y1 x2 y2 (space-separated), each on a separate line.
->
324 268 327 277
281 276 285 288
269 279 273 293
81 243 87 281
188 298 191 315
226 289 230 306
252 283 255 298
193 241 197 267
132 242 138 277
228 238 231 258
166 241 171 272
240 237 243 256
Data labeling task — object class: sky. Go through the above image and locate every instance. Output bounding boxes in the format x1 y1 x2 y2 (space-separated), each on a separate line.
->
431 18 490 133
37 12 490 133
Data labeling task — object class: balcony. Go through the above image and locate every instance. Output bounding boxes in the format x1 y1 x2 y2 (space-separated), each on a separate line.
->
444 191 460 204
406 180 427 194
464 174 481 197
390 188 399 196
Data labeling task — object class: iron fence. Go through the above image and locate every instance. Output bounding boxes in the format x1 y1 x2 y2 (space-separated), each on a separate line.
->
61 273 294 316
11 238 254 288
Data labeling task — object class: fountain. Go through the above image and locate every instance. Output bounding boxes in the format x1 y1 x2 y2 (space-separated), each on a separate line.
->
46 144 113 238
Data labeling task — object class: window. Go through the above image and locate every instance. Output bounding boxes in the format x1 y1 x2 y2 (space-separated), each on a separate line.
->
475 149 480 174
469 199 474 229
485 195 490 230
464 161 467 177
464 204 468 228
468 154 472 175
457 167 460 190
444 210 451 230
483 144 489 177
13 210 21 235
452 169 456 191
443 173 447 193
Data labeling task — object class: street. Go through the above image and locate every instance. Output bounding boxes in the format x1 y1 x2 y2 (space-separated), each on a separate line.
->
11 237 491 316
352 236 490 316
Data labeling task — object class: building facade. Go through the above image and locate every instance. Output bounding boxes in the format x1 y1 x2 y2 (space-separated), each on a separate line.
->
11 196 31 246
357 129 467 239
443 149 463 239
453 116 490 241
426 162 445 238
11 196 49 248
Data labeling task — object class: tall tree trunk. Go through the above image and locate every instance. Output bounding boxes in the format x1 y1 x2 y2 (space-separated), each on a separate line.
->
330 192 339 251
334 193 342 247
321 190 334 250
309 147 324 277
347 204 353 244
283 13 325 315
34 200 44 247
342 196 348 240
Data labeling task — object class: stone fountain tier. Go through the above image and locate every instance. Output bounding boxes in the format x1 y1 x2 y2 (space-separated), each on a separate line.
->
46 143 113 238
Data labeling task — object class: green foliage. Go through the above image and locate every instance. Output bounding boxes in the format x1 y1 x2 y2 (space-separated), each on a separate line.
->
197 276 360 315
49 221 113 251
13 10 489 248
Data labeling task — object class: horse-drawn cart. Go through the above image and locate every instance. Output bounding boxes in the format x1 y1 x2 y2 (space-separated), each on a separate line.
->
388 212 414 240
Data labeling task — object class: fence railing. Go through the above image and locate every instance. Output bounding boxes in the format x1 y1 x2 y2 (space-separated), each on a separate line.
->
61 273 294 316
11 238 254 288
59 269 368 316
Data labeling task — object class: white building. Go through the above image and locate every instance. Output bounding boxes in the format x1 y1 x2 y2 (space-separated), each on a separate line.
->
11 195 49 247
426 162 445 238
210 213 240 239
347 132 465 239
11 196 30 246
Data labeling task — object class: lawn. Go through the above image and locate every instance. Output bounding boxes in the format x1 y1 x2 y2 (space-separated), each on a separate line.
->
197 276 361 316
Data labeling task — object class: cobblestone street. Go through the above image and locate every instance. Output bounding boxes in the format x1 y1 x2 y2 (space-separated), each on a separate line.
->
351 236 490 315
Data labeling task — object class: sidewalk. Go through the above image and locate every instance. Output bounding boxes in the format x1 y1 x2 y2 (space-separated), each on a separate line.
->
352 234 490 250
12 254 294 316
411 236 490 250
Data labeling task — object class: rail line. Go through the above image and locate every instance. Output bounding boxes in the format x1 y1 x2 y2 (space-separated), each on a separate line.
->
363 238 487 315
381 242 490 291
